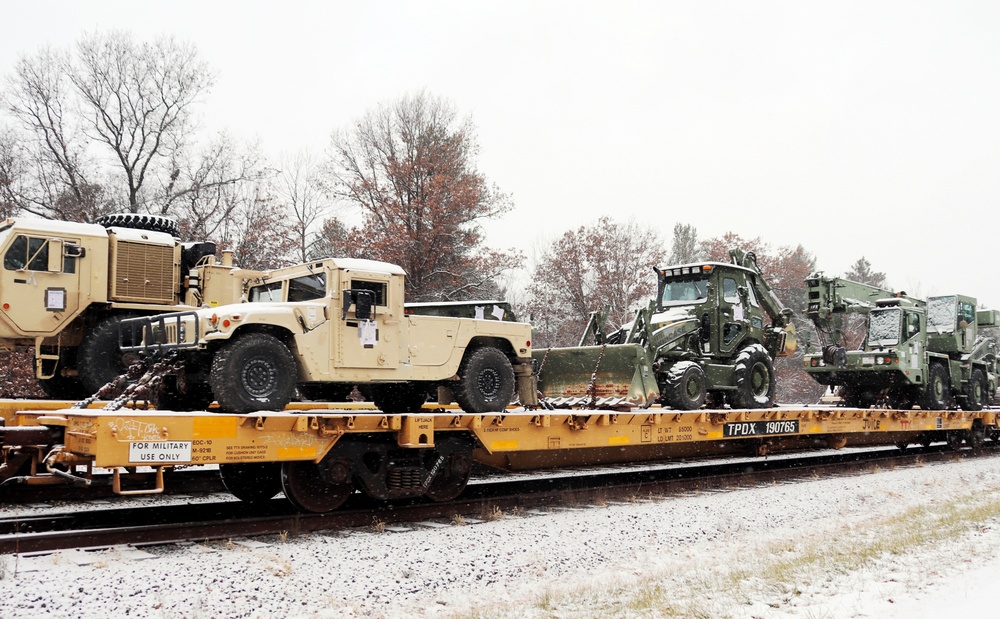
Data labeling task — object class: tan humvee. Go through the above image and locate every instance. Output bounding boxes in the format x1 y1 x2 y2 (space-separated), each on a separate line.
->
122 258 536 414
0 216 257 397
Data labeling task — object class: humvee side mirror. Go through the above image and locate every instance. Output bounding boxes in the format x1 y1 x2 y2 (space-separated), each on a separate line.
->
355 291 374 321
342 289 375 321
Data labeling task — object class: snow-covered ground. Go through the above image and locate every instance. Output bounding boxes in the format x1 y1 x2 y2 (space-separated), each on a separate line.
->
2 454 1000 618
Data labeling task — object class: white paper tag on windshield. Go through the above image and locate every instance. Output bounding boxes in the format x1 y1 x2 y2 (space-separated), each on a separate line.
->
492 305 506 321
359 319 378 348
475 306 485 320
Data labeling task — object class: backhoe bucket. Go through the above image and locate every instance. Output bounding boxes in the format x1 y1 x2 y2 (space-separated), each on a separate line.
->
533 343 659 408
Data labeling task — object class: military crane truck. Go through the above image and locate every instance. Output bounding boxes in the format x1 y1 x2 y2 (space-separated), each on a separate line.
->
803 273 999 410
534 249 796 410
119 258 537 415
0 215 254 398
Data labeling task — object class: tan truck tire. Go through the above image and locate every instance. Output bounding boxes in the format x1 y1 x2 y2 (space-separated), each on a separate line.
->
209 332 297 413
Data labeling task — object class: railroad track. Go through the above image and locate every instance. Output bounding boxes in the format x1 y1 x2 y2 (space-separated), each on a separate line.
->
2 443 993 554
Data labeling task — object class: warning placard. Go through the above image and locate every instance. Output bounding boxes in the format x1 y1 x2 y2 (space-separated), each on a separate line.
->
128 441 192 463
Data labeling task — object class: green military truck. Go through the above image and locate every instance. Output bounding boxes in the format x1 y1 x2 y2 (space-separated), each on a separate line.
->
0 215 253 398
803 273 998 410
120 258 536 414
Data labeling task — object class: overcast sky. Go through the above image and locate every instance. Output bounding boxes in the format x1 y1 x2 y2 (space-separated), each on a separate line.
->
4 1 1000 307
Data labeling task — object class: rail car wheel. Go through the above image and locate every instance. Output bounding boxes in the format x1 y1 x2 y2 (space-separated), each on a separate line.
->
968 423 986 451
731 344 775 409
220 463 283 504
662 361 706 410
210 333 297 413
424 438 474 502
281 459 354 513
920 363 951 411
960 369 987 412
371 382 428 413
453 347 515 414
77 315 140 394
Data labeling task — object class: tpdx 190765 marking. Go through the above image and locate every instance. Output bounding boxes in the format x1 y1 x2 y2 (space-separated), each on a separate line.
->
723 420 800 438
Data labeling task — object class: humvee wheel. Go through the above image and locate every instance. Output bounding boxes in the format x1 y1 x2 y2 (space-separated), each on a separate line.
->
960 369 986 412
77 315 140 394
453 347 515 414
220 463 283 504
281 459 353 513
663 361 707 410
371 382 428 413
731 344 776 409
424 437 474 503
210 333 297 413
920 362 951 411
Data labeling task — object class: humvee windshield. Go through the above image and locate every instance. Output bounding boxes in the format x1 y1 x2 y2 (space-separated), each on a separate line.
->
249 273 327 303
868 307 901 347
660 276 709 307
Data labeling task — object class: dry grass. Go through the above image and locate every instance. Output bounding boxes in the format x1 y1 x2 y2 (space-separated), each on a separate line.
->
455 484 1000 619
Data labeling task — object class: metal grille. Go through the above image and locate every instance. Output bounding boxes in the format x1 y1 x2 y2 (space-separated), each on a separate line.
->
112 241 175 303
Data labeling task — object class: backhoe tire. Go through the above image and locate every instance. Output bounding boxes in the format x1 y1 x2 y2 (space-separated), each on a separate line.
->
920 362 951 411
96 213 180 237
663 361 707 410
77 315 140 395
453 347 515 414
209 333 297 413
371 382 427 413
730 343 776 409
960 368 987 412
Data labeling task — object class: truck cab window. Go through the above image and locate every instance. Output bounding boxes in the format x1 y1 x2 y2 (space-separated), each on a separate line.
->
4 235 48 271
349 280 387 306
722 277 739 304
249 281 283 302
288 273 327 302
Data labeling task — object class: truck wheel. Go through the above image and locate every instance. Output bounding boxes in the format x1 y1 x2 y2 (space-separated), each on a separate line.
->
453 347 515 414
209 333 297 413
731 344 776 409
960 368 986 412
920 362 951 411
371 382 427 413
77 315 139 395
96 213 180 237
663 361 707 410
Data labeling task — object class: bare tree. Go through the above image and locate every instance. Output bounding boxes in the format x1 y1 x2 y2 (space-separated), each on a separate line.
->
668 222 701 264
3 30 262 225
524 217 668 348
278 150 328 262
323 91 520 300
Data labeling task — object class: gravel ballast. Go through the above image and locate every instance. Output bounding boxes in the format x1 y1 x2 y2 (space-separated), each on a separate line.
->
2 454 1000 618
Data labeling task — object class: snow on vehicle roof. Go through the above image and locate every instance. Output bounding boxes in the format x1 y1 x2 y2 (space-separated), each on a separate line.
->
6 217 108 237
331 257 406 275
107 226 176 244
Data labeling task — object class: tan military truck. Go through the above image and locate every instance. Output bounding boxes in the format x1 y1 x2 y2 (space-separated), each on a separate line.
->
121 258 537 414
0 215 254 398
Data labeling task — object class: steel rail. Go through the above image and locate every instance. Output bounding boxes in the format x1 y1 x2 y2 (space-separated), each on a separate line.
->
1 444 992 555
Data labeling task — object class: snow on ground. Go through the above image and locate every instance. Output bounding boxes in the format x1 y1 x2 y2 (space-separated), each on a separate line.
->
3 454 1000 618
